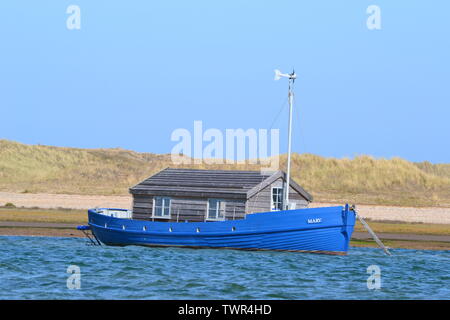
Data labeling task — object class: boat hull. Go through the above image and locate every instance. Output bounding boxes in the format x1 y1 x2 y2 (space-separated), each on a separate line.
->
88 205 355 255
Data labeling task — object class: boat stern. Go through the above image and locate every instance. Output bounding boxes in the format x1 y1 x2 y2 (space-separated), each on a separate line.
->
341 204 356 251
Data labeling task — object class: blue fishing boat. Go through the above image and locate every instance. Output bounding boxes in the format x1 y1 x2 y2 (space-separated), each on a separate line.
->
78 69 362 255
84 205 355 255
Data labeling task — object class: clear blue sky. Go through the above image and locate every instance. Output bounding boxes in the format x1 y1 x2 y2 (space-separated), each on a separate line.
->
0 1 448 163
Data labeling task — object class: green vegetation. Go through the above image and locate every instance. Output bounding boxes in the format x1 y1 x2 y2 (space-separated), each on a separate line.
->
0 207 86 224
0 227 81 238
350 239 450 251
1 139 449 207
354 220 450 235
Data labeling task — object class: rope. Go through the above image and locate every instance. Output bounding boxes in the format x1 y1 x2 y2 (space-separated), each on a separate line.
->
356 211 392 256
248 96 289 212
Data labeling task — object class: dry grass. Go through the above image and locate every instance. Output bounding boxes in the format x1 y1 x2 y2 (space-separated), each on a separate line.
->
1 139 449 207
282 154 450 207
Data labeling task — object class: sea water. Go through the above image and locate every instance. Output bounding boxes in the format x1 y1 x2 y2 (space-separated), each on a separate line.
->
0 236 448 299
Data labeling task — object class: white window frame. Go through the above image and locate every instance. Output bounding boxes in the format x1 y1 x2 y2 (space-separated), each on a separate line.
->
206 199 226 221
152 196 171 219
271 187 283 211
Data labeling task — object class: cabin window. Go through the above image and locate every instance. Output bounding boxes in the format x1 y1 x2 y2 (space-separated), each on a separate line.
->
271 187 283 211
207 199 226 221
153 197 171 218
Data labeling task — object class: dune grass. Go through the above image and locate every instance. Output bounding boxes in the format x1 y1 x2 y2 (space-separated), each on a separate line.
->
1 139 449 207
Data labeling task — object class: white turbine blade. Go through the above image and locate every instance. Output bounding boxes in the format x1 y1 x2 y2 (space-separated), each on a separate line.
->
274 69 282 81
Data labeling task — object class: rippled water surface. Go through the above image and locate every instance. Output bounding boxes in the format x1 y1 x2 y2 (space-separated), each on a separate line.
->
0 236 449 299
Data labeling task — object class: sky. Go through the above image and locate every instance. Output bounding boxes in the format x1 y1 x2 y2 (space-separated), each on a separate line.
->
0 1 449 163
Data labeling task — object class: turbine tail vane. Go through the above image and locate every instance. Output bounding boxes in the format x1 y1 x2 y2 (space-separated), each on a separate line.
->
274 68 297 81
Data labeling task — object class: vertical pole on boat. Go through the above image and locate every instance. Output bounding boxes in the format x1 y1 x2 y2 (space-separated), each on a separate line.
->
274 69 297 210
285 77 294 210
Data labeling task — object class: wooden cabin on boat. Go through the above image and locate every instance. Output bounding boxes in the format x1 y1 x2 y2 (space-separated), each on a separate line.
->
129 168 313 222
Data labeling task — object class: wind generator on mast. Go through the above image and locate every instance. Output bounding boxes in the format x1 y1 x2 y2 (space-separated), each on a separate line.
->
274 69 297 210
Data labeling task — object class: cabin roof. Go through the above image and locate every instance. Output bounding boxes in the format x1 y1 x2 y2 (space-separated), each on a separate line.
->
130 168 313 201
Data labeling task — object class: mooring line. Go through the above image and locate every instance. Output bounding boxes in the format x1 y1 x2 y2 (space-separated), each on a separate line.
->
355 211 392 256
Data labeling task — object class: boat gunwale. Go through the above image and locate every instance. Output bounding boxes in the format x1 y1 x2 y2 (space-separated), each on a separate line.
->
88 209 352 238
89 220 348 237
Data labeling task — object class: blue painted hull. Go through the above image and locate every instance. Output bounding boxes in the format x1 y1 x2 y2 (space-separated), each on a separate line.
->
88 205 356 255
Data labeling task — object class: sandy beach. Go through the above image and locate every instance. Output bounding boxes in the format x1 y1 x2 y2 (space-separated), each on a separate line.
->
0 192 132 210
1 191 450 224
309 202 450 224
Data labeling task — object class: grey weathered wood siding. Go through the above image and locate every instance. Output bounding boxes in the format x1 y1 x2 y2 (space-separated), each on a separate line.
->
132 194 153 220
132 196 246 222
170 198 206 222
130 168 312 221
246 178 308 214
222 199 246 220
246 184 272 213
288 188 309 209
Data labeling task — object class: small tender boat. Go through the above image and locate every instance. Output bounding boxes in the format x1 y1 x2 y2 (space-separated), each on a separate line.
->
78 69 360 255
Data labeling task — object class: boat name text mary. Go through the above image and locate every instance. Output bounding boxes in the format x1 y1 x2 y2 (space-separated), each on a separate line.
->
307 218 322 224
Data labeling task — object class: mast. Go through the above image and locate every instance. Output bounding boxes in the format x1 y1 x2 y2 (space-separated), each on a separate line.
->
274 69 297 210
